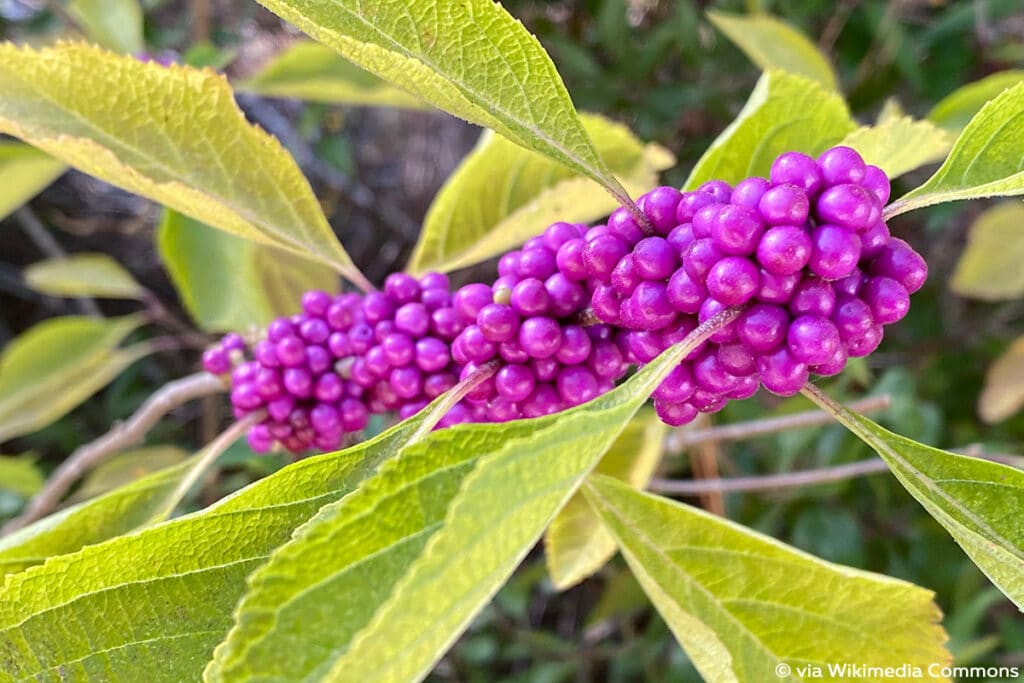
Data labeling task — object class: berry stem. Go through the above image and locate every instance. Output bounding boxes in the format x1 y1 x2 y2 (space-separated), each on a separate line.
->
343 267 378 294
411 359 501 441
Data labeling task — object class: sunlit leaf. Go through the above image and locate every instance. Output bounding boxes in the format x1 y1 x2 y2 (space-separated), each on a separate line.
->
804 385 1024 610
253 0 636 208
0 413 429 680
205 326 708 683
67 0 144 55
237 41 428 108
0 448 195 576
408 115 673 274
584 475 950 682
978 336 1024 424
839 116 952 178
684 70 855 189
157 210 338 333
23 253 145 300
0 142 65 222
0 42 367 288
0 315 145 443
545 412 666 590
707 10 838 90
892 83 1024 216
950 202 1024 301
928 70 1024 133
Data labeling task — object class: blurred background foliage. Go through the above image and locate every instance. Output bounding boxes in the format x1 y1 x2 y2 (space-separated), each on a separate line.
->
1 0 1024 680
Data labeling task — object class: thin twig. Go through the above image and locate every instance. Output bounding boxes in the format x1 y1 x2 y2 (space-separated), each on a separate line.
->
2 372 228 534
665 395 892 454
649 451 1024 495
16 206 101 317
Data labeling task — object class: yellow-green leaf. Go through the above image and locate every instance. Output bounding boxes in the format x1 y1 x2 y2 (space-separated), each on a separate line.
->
0 42 368 288
253 0 636 208
0 142 65 222
237 41 428 109
157 210 338 333
804 385 1024 610
0 412 430 681
928 70 1024 133
951 202 1024 301
707 10 838 90
839 116 952 178
892 83 1024 216
978 336 1024 424
0 315 146 443
0 448 195 576
545 412 666 590
205 324 710 683
408 115 673 274
67 0 144 55
23 253 145 300
876 97 906 125
584 475 950 682
684 70 855 190
0 455 43 499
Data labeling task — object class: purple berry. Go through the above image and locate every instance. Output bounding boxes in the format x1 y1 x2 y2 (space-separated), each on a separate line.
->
519 247 558 280
390 366 422 399
817 146 866 186
757 225 812 275
711 205 764 255
545 274 586 317
633 237 679 279
667 269 706 314
758 184 810 226
510 279 550 316
653 364 696 403
861 277 910 324
730 177 769 209
862 165 891 204
415 337 450 372
544 222 583 251
787 315 841 365
737 304 789 353
698 180 733 203
847 324 884 357
454 284 494 321
758 348 809 396
556 239 589 281
790 276 837 318
756 270 801 304
815 184 880 231
557 366 600 406
706 256 760 305
832 297 875 341
643 186 684 234
275 336 306 367
519 317 563 359
202 347 231 375
556 325 592 365
627 281 676 330
868 239 928 294
495 364 536 402
769 152 823 196
583 234 630 279
809 225 861 280
655 398 698 426
478 303 520 343
683 239 725 284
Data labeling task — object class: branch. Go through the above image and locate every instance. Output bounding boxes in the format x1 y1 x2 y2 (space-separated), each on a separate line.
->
665 394 892 454
16 206 101 317
2 372 227 534
649 451 1024 495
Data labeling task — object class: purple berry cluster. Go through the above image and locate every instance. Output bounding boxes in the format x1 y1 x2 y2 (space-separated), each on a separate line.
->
205 145 927 452
571 145 926 426
450 222 630 422
204 273 468 453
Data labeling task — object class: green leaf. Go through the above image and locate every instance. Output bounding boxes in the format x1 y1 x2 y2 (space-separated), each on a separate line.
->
0 142 66 222
206 321 714 683
978 336 1024 424
707 11 838 90
0 455 43 498
67 0 144 55
70 445 190 502
684 70 855 190
803 385 1024 610
253 0 636 207
891 83 1024 216
237 41 428 109
545 412 666 590
928 70 1024 133
950 202 1024 301
0 447 194 576
408 115 673 274
157 210 339 333
0 315 145 443
23 253 145 300
583 475 951 682
0 43 368 289
839 116 952 178
0 414 428 681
